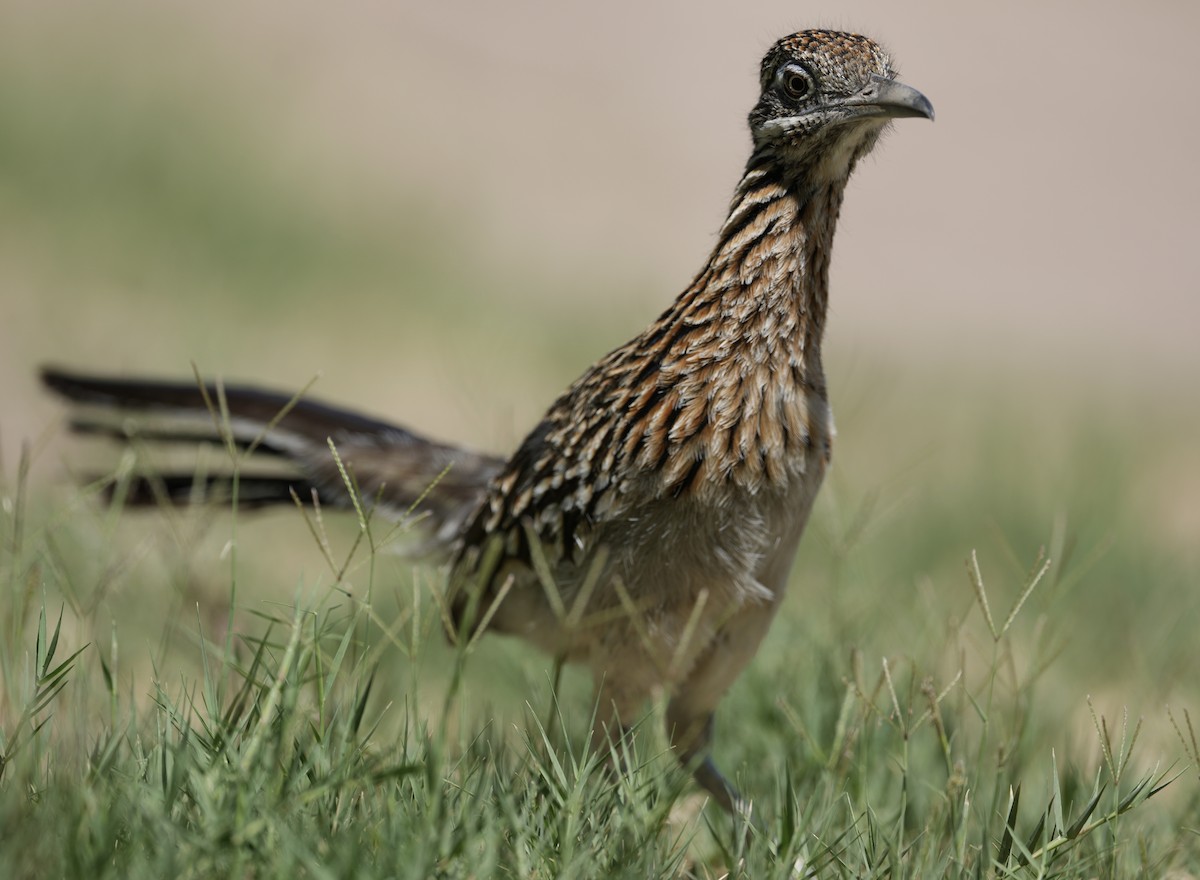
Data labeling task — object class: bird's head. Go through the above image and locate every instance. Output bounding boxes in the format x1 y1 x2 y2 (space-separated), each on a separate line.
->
749 30 933 182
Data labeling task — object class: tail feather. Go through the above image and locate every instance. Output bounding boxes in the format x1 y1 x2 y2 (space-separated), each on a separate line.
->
64 418 292 458
42 367 425 452
41 366 503 554
108 473 316 509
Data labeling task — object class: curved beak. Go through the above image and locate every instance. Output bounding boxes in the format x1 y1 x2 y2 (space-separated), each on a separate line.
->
848 74 935 121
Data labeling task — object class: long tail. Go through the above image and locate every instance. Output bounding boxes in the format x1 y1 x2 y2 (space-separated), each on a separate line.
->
41 367 502 553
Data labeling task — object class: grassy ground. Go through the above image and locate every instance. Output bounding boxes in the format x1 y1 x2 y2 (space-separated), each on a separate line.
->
2 390 1199 878
3 18 1200 877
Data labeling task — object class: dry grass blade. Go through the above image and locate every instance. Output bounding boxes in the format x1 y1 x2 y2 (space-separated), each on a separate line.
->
881 657 903 733
1166 706 1200 778
999 548 1051 638
523 523 566 622
966 550 997 640
290 487 339 576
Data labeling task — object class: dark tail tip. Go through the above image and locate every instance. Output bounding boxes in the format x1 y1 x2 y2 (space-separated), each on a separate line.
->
40 366 152 407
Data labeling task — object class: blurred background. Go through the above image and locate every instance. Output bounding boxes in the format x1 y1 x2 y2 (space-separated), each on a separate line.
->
2 0 1197 756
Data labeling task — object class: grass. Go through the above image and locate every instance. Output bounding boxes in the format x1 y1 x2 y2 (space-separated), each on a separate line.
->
3 22 1199 876
2 401 1198 878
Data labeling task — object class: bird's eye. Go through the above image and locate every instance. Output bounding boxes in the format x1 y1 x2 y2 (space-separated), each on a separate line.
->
781 67 813 101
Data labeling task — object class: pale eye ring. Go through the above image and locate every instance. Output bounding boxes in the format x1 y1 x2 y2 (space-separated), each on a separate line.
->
780 67 813 101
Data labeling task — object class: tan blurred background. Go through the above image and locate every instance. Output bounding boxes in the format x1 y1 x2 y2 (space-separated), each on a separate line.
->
4 0 1197 418
2 0 1197 531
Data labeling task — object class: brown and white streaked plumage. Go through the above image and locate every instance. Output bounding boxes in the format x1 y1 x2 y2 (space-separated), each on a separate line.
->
41 30 932 816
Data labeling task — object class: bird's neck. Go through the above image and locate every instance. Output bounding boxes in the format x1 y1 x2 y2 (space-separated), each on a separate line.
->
687 151 850 379
593 153 850 497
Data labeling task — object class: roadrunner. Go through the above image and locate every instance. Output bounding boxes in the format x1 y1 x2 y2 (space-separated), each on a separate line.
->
42 30 932 815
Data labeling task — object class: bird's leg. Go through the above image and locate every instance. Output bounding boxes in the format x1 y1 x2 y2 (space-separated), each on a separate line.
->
665 704 756 821
665 598 783 823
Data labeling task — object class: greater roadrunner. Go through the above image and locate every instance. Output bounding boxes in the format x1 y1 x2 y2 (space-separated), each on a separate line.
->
42 30 932 816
